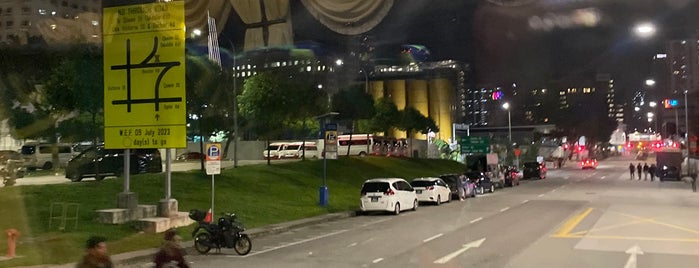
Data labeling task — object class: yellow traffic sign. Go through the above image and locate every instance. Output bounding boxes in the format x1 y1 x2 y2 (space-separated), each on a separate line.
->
103 2 186 149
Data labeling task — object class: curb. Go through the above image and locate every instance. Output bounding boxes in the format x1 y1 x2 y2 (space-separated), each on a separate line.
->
112 210 356 266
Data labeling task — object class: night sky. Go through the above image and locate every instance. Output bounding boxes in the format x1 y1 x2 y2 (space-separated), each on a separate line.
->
225 0 699 101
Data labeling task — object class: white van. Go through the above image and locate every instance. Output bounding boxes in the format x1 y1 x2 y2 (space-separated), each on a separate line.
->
263 142 287 159
20 142 75 170
338 134 374 156
280 142 318 159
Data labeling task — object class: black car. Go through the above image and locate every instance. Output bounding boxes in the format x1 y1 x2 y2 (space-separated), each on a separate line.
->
522 161 547 180
438 174 460 200
65 146 162 182
657 165 680 181
465 171 494 194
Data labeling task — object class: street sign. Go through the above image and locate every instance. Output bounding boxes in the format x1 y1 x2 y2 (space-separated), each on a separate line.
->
102 2 187 149
324 123 338 160
205 143 221 175
460 136 490 154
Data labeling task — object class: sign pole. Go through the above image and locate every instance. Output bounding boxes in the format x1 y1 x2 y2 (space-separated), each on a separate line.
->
211 174 215 215
205 143 221 215
165 149 171 199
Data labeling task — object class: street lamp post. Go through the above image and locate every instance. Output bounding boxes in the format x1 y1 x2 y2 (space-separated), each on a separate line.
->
502 102 512 165
685 90 690 155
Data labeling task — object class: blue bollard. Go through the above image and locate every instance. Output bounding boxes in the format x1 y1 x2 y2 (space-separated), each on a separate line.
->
319 186 329 206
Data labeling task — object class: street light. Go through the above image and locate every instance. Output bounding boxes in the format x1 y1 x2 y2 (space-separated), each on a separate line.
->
502 102 512 145
633 22 656 38
645 79 656 86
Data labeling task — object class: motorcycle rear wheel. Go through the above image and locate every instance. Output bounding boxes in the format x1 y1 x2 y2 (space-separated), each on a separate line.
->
234 234 252 255
194 233 212 254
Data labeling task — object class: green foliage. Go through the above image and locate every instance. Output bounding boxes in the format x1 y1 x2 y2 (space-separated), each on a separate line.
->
331 86 375 121
0 157 463 267
238 71 326 139
368 97 400 135
398 107 439 136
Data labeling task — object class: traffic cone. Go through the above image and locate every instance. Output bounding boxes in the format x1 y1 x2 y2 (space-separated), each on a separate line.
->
204 208 213 223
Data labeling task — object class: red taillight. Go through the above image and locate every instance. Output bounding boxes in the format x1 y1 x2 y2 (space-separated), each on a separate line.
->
427 186 434 190
384 189 395 195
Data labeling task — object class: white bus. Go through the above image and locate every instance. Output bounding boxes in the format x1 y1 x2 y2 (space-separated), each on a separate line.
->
337 134 374 156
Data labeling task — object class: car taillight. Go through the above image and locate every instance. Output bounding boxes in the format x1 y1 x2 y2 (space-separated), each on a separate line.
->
384 189 395 195
427 186 434 190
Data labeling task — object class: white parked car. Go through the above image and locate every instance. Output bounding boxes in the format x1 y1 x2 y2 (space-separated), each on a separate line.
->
359 178 418 215
410 177 452 205
262 142 287 159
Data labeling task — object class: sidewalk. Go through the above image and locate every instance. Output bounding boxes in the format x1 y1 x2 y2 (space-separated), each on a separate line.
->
23 211 356 268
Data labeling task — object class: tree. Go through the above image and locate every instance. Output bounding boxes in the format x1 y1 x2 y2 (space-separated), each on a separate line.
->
238 71 325 164
43 45 103 143
397 107 439 157
331 85 375 155
367 97 400 136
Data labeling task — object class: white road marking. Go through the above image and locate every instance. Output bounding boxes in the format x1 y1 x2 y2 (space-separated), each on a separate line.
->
624 245 643 268
522 199 529 204
347 242 357 247
538 194 545 197
243 229 349 257
373 258 384 263
500 207 510 212
470 217 482 224
423 233 444 243
551 189 557 192
600 176 606 180
433 238 486 264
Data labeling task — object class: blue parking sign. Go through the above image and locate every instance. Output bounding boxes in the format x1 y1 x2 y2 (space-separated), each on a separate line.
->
206 143 221 161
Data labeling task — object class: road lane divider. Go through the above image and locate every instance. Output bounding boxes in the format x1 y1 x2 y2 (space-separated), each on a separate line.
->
551 207 594 237
372 258 384 263
538 194 545 197
470 217 482 224
423 233 444 243
522 200 529 204
500 207 510 212
243 229 349 257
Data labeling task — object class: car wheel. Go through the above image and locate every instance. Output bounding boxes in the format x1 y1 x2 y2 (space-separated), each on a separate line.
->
359 152 367 157
69 174 83 182
393 203 400 215
436 195 441 206
490 185 495 193
471 189 476 197
95 175 105 181
412 199 418 211
478 186 484 195
42 162 53 170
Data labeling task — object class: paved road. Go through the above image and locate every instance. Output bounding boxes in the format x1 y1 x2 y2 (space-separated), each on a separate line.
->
162 155 699 268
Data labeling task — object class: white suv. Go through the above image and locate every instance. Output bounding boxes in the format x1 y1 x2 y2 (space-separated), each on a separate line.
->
359 178 418 215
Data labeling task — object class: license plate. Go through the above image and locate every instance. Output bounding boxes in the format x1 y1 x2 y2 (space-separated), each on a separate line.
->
416 190 423 194
370 197 379 202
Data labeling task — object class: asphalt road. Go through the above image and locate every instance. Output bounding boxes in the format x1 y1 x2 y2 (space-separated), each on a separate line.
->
165 155 699 268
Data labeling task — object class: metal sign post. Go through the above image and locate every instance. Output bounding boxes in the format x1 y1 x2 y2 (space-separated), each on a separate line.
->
206 143 221 214
320 123 337 206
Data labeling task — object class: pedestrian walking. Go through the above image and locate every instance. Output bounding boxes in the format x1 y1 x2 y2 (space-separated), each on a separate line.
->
154 229 190 268
457 174 465 201
649 164 656 181
643 163 650 180
629 163 635 180
76 236 113 268
637 163 642 180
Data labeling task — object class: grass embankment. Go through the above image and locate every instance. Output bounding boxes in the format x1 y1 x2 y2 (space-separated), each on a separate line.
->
0 156 463 266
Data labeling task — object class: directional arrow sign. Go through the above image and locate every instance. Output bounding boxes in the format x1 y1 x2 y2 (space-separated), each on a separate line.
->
433 238 486 264
624 244 643 268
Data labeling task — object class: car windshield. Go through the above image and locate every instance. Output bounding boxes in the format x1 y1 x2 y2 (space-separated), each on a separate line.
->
410 180 437 187
524 162 540 168
361 182 390 193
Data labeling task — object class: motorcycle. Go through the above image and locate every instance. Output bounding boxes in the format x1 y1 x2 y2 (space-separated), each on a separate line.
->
188 209 252 255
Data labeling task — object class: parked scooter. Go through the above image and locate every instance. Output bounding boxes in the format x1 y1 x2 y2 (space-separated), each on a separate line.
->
188 209 252 255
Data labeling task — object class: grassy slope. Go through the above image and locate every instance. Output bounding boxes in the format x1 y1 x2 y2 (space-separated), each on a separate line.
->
0 156 463 266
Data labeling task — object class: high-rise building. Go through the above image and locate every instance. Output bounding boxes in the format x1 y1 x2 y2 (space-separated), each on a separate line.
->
0 0 101 46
